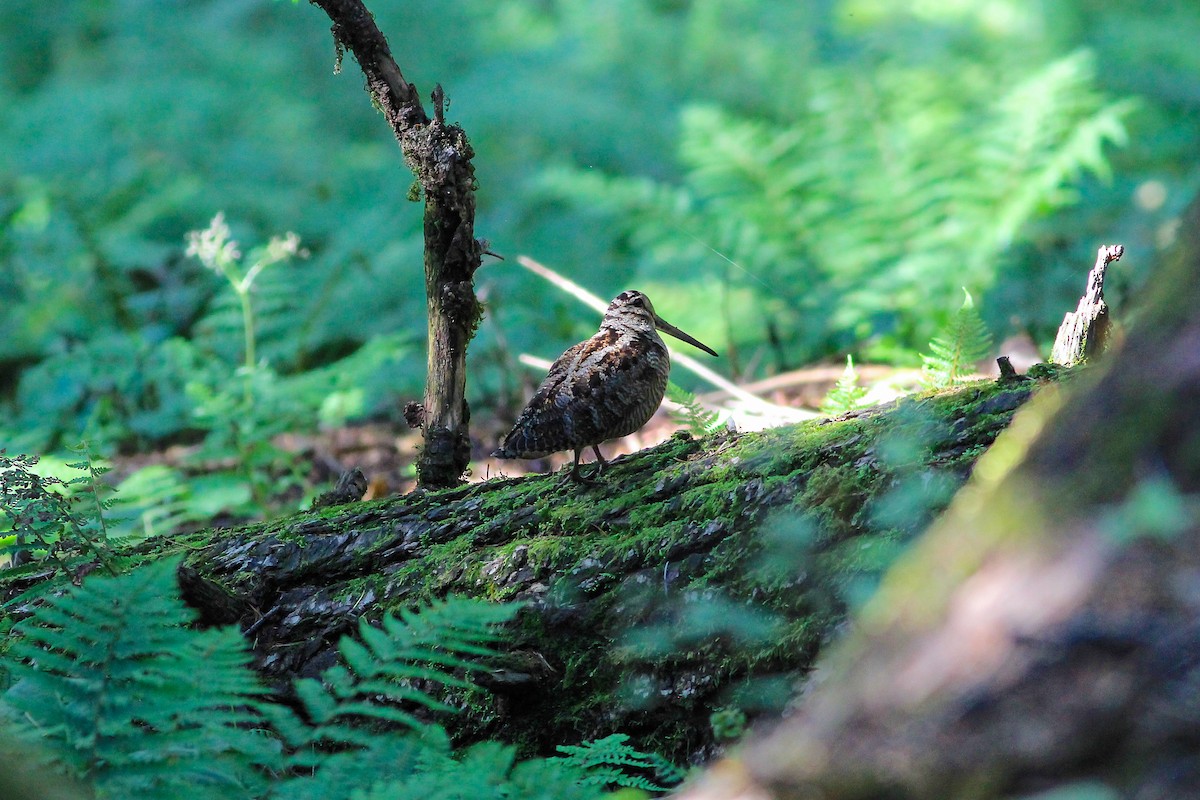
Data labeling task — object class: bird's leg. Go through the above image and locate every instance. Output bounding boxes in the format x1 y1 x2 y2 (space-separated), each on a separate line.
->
563 447 600 485
562 448 584 484
590 445 610 480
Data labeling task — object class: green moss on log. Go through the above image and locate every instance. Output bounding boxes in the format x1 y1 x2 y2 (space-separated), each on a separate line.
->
0 371 1071 763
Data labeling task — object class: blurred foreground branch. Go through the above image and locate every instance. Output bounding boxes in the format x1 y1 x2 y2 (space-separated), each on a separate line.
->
680 211 1200 798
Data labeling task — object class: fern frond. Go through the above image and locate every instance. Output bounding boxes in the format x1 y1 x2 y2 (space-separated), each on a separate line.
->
967 51 1134 273
108 465 203 542
665 382 723 436
541 48 1128 361
821 356 869 415
276 597 519 796
1 557 278 798
921 289 993 388
65 442 124 564
351 739 609 800
0 452 71 565
0 450 116 577
320 597 517 724
556 733 684 793
275 730 441 800
0 540 652 800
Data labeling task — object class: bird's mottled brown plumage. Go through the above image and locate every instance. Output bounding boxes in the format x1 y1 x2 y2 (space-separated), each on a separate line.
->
493 290 718 482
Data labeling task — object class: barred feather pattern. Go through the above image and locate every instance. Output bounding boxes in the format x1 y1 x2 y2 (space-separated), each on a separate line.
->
495 293 673 459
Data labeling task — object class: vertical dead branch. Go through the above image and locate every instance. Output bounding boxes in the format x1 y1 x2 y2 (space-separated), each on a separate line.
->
309 0 481 489
1050 244 1124 365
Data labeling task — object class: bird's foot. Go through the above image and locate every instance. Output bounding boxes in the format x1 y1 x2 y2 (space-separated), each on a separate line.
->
561 461 603 486
562 469 602 486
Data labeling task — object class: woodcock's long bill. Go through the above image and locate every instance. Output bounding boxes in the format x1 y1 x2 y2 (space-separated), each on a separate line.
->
493 290 718 481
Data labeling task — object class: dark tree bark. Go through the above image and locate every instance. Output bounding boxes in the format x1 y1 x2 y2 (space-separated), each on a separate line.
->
310 0 481 489
679 205 1200 799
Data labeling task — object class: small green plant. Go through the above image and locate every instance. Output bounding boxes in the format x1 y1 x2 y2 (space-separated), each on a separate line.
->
186 213 303 384
109 464 215 542
185 215 310 516
280 596 519 749
187 365 310 516
63 441 121 551
540 51 1130 364
1 558 274 799
708 707 747 743
821 355 869 415
556 733 686 793
349 739 610 800
665 381 723 437
0 446 119 578
920 289 994 388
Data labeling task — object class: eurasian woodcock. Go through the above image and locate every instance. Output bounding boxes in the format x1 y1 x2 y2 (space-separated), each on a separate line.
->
493 290 718 482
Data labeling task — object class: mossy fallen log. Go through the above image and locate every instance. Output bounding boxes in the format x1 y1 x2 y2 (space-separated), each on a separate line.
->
90 370 1054 763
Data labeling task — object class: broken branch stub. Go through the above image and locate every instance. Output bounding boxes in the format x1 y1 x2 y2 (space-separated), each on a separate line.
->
1050 244 1124 366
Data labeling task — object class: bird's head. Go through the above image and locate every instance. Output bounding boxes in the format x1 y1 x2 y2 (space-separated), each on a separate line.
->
604 291 718 357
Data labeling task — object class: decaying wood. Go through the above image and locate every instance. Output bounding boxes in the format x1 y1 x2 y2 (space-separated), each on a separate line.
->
128 373 1045 760
1050 244 1123 365
309 0 481 489
995 355 1022 382
680 208 1200 799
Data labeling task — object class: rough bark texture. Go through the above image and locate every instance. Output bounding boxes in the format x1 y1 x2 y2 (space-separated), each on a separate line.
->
679 205 1200 799
1050 243 1122 366
106 373 1055 763
310 0 481 489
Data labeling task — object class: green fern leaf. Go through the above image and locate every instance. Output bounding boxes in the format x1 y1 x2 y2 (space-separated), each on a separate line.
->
921 289 994 388
276 597 519 798
109 465 207 542
0 450 116 577
285 734 441 800
556 733 684 793
665 382 723 436
821 355 869 415
352 739 608 800
0 547 644 800
1 557 278 798
541 48 1128 362
320 597 517 722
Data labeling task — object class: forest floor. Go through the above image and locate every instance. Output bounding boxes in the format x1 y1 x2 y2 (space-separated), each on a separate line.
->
105 361 960 501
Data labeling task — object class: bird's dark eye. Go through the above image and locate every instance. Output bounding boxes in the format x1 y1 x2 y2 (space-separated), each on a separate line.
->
630 296 644 307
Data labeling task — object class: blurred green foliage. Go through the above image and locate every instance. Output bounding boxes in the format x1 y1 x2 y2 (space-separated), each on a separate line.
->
0 0 1197 505
542 52 1130 367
